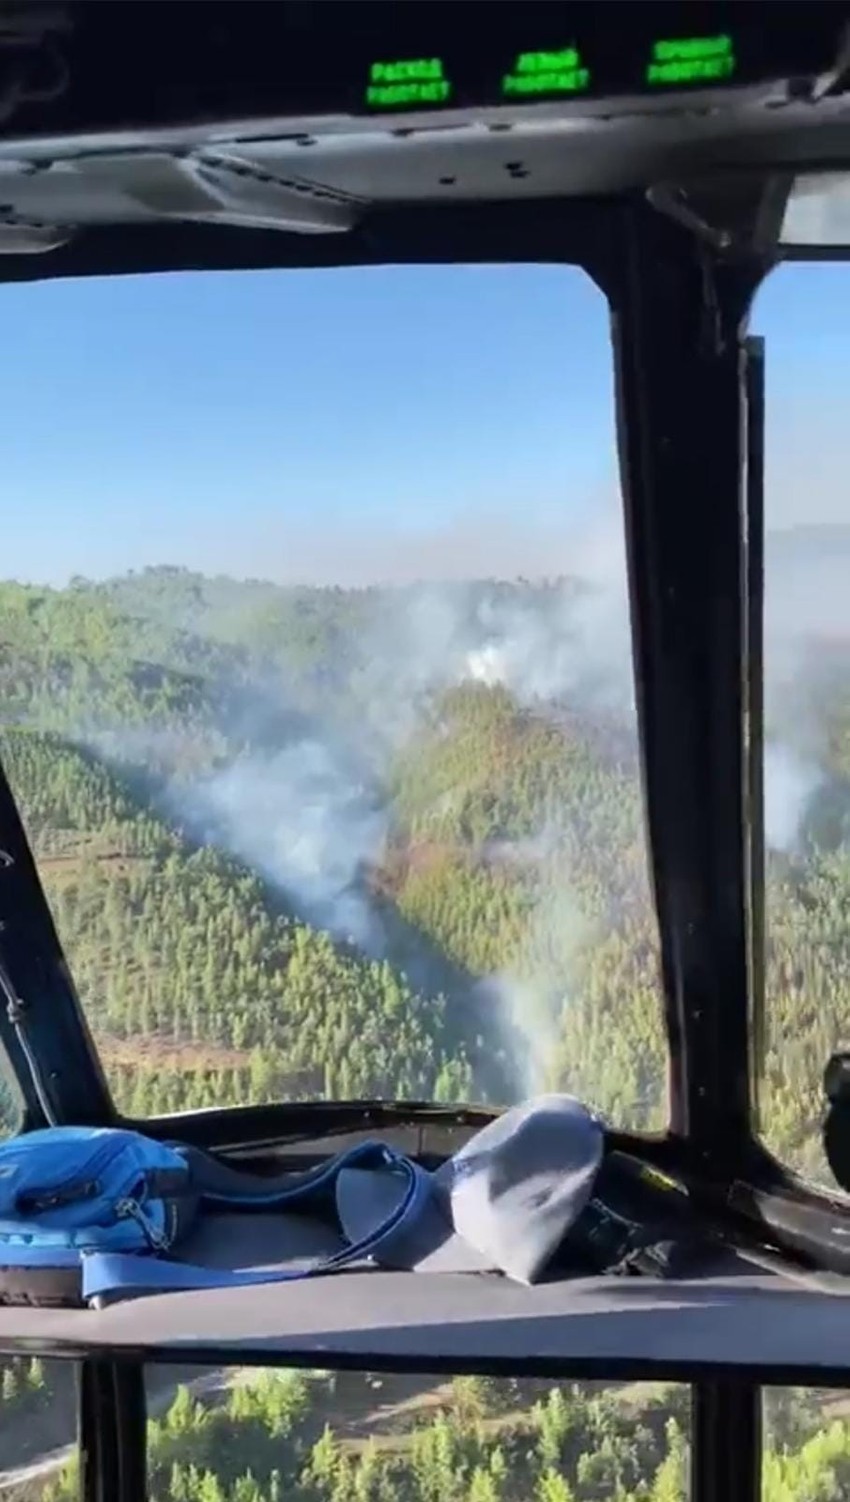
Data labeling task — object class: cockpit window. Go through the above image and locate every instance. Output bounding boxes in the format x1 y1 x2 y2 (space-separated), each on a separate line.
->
0 266 666 1125
755 263 850 1189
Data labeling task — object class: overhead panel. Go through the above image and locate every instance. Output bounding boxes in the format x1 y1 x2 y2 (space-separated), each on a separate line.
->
0 3 845 143
0 3 847 255
358 30 746 117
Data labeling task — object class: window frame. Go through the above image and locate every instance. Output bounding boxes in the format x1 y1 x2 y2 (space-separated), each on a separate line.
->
0 180 843 1502
0 191 840 1210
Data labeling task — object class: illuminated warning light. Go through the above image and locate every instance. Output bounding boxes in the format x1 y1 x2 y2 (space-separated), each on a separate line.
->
502 48 590 99
646 34 736 86
515 49 580 75
366 80 451 107
366 57 451 108
502 69 590 97
369 58 446 83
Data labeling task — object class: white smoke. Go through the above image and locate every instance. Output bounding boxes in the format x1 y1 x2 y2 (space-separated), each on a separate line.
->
764 742 822 854
165 540 634 957
466 643 509 688
483 828 563 866
172 740 388 952
763 527 850 858
483 870 597 1098
455 518 633 713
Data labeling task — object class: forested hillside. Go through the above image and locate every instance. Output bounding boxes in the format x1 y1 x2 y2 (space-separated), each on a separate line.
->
1 562 850 1166
0 568 671 1130
3 560 850 1499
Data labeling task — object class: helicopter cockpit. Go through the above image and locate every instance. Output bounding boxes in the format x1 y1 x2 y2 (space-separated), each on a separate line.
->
1 4 850 1500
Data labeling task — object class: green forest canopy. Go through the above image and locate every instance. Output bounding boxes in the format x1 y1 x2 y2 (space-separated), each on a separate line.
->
0 565 848 1175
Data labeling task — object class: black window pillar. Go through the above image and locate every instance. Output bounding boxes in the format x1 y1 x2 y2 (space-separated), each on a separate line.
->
79 1361 147 1502
585 203 772 1502
589 202 769 1178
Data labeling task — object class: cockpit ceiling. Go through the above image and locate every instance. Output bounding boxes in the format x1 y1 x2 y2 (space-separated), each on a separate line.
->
0 2 848 252
0 91 848 247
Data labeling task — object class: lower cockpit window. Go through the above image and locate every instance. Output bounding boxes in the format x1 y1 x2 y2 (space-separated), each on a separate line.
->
130 1368 689 1502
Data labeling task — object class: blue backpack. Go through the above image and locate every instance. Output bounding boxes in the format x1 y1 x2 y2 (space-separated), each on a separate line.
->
0 1125 423 1308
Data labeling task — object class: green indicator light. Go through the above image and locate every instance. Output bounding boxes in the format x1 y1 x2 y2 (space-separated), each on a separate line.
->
366 58 451 109
515 49 580 75
366 79 451 108
369 58 446 84
503 68 590 97
652 34 733 62
502 47 590 100
646 34 736 86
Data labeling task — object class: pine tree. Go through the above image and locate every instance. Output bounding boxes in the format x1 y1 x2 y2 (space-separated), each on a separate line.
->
536 1470 575 1502
650 1418 688 1502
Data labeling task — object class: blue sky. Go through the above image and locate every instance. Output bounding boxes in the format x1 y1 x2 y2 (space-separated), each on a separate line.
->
0 259 845 585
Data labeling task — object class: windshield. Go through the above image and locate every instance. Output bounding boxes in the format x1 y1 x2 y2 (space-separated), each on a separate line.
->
755 263 850 1189
0 265 666 1126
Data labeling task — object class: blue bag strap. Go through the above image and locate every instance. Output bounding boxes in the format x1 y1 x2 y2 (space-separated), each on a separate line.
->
179 1136 396 1209
81 1141 426 1306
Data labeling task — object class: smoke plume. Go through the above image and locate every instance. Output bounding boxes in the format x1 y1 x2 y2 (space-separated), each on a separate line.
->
763 526 850 860
174 741 388 953
764 743 823 854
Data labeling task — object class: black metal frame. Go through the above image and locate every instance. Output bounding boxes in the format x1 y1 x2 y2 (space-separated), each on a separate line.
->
598 206 766 1171
743 336 766 1137
78 1362 146 1502
693 1383 762 1502
597 206 767 1502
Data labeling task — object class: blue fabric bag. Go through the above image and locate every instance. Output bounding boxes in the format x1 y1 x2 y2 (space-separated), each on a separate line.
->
0 1125 423 1308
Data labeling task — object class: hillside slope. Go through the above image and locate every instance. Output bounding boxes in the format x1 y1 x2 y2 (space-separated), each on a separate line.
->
0 565 849 1176
0 728 478 1118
